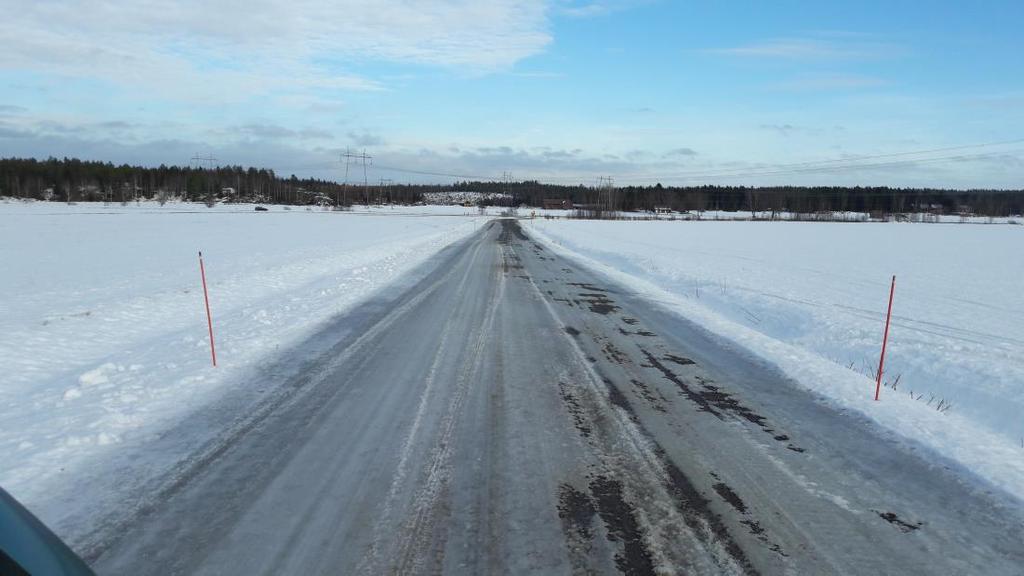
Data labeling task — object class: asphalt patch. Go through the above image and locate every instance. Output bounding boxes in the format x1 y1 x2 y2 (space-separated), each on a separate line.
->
589 475 658 576
713 482 748 514
579 292 620 315
568 282 609 292
664 353 696 366
558 381 593 438
649 445 759 573
558 484 597 541
641 349 804 453
876 511 923 533
630 379 668 413
602 377 638 422
601 341 630 365
508 220 529 241
618 327 656 337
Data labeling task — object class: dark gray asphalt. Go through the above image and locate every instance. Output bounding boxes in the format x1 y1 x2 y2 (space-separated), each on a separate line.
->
86 219 1024 575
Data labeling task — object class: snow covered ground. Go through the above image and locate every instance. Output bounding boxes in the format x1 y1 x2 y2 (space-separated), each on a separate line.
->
531 208 1022 224
421 191 513 205
0 199 481 534
3 199 1021 540
526 218 1024 501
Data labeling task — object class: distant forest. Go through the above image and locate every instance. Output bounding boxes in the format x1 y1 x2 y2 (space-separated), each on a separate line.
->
2 156 1022 216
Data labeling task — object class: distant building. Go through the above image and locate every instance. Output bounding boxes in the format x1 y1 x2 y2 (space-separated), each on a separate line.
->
653 206 672 214
913 203 944 215
543 198 573 210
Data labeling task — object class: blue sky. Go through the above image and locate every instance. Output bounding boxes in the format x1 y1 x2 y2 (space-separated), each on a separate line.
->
1 0 1022 187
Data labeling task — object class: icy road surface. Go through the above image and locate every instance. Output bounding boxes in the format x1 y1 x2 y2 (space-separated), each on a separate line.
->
87 220 1023 575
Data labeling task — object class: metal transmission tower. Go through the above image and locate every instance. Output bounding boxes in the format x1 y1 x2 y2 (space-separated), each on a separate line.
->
502 171 513 206
597 176 616 216
191 153 218 171
339 148 351 207
341 148 372 206
191 153 218 206
378 178 394 205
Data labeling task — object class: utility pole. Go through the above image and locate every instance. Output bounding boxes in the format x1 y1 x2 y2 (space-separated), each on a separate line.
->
191 153 218 207
341 148 372 207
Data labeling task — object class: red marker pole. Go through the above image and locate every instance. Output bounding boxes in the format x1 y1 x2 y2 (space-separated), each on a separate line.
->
199 251 217 367
874 275 895 401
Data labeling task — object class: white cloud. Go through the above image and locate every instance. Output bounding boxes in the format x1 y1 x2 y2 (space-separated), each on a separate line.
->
0 0 552 102
0 104 28 115
706 36 903 61
558 0 653 18
3 123 1021 188
663 147 698 157
768 73 889 91
964 93 1024 110
760 123 798 135
234 123 334 141
347 131 386 147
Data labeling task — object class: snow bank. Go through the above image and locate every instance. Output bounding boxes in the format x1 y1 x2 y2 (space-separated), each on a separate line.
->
0 200 480 528
526 218 1024 500
421 191 512 205
529 207 1022 224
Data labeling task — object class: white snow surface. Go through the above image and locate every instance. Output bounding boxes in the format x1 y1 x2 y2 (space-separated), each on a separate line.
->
526 218 1024 501
0 200 481 530
421 191 512 205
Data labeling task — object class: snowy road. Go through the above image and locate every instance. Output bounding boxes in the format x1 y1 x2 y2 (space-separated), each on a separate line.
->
86 220 1023 575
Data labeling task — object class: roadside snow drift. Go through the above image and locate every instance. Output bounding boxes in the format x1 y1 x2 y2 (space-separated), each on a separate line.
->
528 218 1024 500
0 200 480 535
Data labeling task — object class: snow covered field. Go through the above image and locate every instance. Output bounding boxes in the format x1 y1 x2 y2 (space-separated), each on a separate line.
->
532 208 1022 224
0 200 480 535
421 191 513 205
527 218 1024 500
3 199 1021 542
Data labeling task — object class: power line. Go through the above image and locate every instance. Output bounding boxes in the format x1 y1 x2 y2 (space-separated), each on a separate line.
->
190 153 218 171
596 176 616 212
341 148 372 204
373 164 500 181
378 177 393 205
190 153 218 205
266 137 1024 190
384 139 1021 184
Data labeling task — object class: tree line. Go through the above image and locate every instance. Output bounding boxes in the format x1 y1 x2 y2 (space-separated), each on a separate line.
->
0 157 374 206
507 181 1024 217
2 156 1021 216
